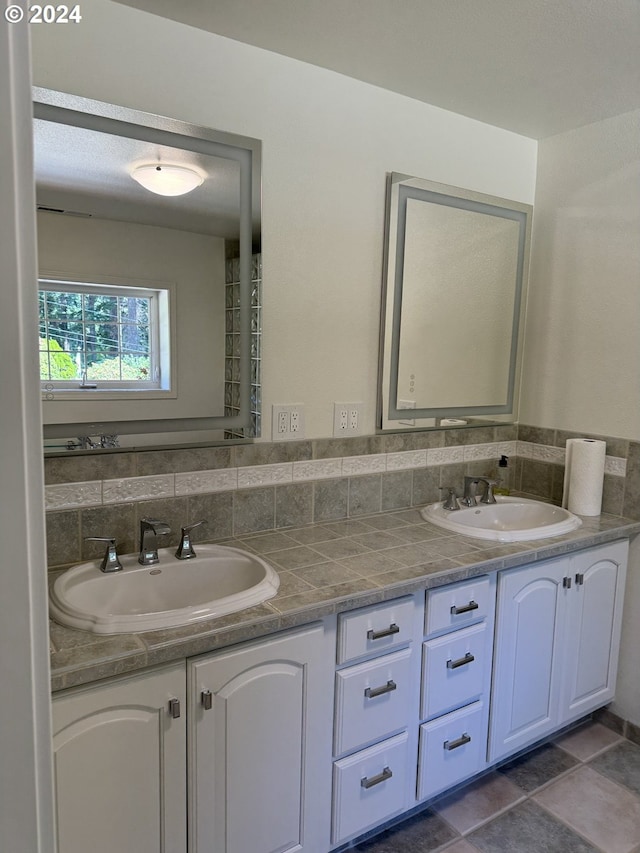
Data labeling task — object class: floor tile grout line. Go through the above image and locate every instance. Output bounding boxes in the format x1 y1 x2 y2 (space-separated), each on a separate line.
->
433 740 630 849
532 791 612 853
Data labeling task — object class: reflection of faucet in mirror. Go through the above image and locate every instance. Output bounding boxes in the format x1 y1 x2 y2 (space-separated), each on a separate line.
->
138 519 171 566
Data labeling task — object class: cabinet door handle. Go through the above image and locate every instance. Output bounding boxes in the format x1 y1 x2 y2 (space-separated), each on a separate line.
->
367 623 400 641
450 600 479 615
168 698 181 719
201 689 213 711
446 652 475 670
563 576 572 589
443 733 471 751
360 766 393 789
364 679 397 699
575 573 584 586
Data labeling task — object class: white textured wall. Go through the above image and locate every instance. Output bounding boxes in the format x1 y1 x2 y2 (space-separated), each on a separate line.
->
30 0 537 440
520 109 640 441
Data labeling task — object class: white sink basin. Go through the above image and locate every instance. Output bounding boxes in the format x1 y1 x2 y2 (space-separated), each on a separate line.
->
49 544 280 634
421 495 582 542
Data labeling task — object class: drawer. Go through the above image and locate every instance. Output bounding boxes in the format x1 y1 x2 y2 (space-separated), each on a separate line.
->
337 596 414 664
335 648 412 755
421 622 488 720
425 576 491 636
332 731 409 845
417 701 485 801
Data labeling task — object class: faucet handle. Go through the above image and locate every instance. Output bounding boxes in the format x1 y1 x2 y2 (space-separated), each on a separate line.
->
175 521 206 560
479 479 498 505
85 537 123 573
439 486 459 511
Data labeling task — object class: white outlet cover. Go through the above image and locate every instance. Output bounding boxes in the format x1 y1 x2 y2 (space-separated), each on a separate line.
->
272 404 305 441
333 402 363 436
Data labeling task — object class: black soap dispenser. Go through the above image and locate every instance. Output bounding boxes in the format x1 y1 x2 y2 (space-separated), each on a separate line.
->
494 455 510 496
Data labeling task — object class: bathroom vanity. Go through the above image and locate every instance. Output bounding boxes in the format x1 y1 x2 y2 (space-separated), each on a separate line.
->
50 513 636 853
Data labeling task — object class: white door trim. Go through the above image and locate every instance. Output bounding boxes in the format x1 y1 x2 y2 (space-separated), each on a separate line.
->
0 12 56 852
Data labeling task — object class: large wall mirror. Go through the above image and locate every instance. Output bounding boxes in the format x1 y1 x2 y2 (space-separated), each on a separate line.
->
378 173 531 432
34 88 261 453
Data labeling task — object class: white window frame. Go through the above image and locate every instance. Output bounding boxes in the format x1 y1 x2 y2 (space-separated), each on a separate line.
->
39 274 176 401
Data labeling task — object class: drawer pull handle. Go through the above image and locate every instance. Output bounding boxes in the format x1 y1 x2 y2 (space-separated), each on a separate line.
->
201 689 213 711
450 600 479 615
447 652 475 670
367 623 400 641
364 679 397 699
443 733 471 751
361 766 393 789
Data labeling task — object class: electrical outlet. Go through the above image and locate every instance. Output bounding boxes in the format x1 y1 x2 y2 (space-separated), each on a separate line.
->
272 404 305 440
333 402 363 436
277 409 289 434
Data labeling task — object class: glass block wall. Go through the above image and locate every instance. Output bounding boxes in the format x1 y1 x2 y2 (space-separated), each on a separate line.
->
224 253 262 439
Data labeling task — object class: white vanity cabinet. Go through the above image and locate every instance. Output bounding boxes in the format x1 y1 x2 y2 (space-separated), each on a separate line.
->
417 575 496 801
331 596 422 847
49 536 632 853
51 662 187 853
489 539 628 762
188 622 335 853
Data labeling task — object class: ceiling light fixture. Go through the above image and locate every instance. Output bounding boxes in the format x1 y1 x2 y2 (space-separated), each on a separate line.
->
131 164 204 197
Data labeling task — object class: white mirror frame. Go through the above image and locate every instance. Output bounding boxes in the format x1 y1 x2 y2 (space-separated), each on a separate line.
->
378 173 532 431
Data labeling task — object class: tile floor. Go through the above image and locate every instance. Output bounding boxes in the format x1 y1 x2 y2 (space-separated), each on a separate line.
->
351 722 640 853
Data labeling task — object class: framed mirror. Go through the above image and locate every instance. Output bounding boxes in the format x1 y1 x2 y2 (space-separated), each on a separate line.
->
378 173 531 431
34 88 261 452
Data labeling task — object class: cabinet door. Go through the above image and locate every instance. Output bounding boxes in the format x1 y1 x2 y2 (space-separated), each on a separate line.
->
489 557 568 762
52 663 187 853
562 540 628 721
189 623 334 853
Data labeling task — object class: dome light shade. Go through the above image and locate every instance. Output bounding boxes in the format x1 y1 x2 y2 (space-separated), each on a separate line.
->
131 164 204 196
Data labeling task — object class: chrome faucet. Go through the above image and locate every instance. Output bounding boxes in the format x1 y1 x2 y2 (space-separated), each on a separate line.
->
461 476 498 506
138 519 171 565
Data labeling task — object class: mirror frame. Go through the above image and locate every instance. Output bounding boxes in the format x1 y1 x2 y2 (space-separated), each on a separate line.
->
34 87 261 444
378 173 532 430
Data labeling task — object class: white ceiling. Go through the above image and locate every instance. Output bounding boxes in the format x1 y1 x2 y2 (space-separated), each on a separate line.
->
115 0 640 139
34 118 244 236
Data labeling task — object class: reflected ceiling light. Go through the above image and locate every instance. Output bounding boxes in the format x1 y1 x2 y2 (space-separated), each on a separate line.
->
131 164 204 196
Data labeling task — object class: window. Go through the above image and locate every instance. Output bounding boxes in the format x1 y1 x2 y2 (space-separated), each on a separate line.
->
39 278 172 398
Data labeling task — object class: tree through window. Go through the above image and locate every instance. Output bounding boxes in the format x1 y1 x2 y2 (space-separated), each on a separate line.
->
39 279 169 393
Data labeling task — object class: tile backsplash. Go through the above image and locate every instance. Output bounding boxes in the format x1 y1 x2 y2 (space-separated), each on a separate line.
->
43 424 638 570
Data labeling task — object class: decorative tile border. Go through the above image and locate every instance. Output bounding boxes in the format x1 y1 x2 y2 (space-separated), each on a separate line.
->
44 480 102 511
44 439 627 513
517 441 627 475
102 474 175 505
45 439 521 511
175 468 238 495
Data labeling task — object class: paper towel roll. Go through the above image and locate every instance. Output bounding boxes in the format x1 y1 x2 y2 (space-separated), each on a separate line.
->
562 438 606 516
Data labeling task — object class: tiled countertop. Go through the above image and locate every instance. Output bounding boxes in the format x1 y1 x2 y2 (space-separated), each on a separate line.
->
49 505 640 692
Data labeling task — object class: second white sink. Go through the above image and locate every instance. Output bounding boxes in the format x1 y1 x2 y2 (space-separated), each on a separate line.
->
421 495 582 542
49 544 280 634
